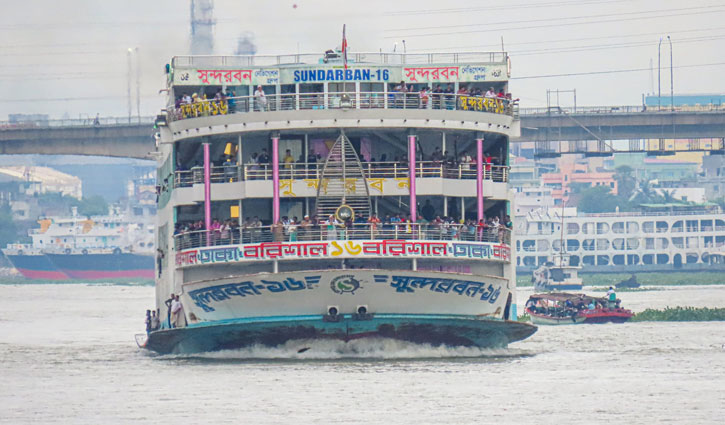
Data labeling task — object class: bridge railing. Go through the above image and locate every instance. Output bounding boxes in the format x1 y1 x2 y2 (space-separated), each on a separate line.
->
173 223 511 251
167 92 516 122
519 104 725 115
173 161 509 188
0 116 154 130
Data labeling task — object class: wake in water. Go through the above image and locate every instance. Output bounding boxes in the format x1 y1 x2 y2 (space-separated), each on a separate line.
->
160 337 531 361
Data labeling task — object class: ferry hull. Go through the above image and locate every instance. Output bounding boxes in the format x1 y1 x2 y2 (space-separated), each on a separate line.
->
144 315 537 355
3 254 69 280
46 253 154 280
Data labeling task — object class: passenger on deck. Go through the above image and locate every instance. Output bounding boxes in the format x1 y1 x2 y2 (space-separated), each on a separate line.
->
607 287 617 308
145 310 152 334
419 86 430 109
164 293 175 327
156 249 164 277
326 215 339 240
254 85 267 111
150 311 160 331
283 149 295 170
272 221 284 241
171 295 186 328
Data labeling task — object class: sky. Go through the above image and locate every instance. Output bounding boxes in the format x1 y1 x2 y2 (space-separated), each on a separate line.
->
2 0 725 120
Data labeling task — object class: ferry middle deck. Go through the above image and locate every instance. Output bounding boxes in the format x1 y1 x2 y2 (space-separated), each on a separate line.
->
148 51 536 354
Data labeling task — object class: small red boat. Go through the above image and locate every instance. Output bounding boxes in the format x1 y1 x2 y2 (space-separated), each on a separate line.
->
578 307 634 324
525 292 633 325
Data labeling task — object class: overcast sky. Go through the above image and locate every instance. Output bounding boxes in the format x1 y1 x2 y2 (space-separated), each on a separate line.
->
2 0 725 119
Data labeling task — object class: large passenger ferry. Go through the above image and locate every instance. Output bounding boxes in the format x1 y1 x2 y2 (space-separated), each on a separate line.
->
145 49 536 354
516 204 725 273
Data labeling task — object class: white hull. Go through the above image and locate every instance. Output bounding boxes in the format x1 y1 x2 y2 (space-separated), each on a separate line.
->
181 269 510 324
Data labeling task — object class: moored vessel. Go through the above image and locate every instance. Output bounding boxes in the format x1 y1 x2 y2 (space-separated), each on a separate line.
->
145 47 537 354
2 208 154 281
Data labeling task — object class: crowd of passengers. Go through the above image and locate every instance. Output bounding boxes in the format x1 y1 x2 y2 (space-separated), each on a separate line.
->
171 83 518 118
237 147 505 169
173 208 513 248
388 81 518 111
177 147 505 181
525 291 621 319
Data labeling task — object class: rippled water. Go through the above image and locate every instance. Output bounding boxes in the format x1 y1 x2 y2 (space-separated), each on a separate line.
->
1 283 724 424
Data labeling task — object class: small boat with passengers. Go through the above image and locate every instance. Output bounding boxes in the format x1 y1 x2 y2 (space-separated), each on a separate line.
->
525 292 633 325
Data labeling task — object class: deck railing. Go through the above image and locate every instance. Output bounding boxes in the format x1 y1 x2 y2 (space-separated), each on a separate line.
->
174 223 511 251
167 92 515 122
174 162 508 188
171 52 508 68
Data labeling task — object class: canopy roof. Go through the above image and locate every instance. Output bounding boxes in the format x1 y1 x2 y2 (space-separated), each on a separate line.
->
528 292 607 304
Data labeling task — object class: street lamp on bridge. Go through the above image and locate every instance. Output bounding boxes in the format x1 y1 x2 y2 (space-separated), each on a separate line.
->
658 36 674 112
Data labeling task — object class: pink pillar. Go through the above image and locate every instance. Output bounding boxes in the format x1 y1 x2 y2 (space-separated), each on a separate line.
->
408 134 417 222
203 142 212 246
476 137 484 221
272 135 280 223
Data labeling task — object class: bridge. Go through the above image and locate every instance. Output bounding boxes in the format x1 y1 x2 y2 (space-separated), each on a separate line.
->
1 107 724 159
0 117 156 160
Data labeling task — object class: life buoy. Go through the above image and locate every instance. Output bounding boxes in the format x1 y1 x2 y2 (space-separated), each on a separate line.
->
113 248 122 255
18 249 23 255
64 248 71 255
82 249 88 255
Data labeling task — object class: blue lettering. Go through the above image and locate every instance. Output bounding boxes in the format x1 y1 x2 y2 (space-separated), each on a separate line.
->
293 70 300 82
326 70 335 81
335 69 344 80
318 70 325 81
354 69 362 80
363 69 371 81
308 70 316 82
345 69 353 80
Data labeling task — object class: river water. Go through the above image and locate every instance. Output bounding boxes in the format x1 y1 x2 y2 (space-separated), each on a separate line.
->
1 283 723 424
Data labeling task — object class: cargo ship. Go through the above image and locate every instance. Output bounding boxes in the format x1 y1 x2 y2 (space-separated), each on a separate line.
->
3 207 155 280
142 47 537 354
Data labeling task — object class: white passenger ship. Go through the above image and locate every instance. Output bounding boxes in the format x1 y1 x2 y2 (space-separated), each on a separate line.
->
145 49 536 354
516 204 725 273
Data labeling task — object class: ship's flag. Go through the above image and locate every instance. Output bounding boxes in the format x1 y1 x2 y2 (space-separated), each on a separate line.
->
342 24 348 70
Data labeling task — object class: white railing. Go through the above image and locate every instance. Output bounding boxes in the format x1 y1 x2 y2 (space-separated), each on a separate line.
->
168 92 515 122
174 223 511 251
173 162 509 188
171 52 508 68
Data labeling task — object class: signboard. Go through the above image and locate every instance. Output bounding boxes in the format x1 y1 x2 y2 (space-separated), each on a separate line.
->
175 239 511 267
183 269 507 318
173 64 508 86
174 68 280 86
